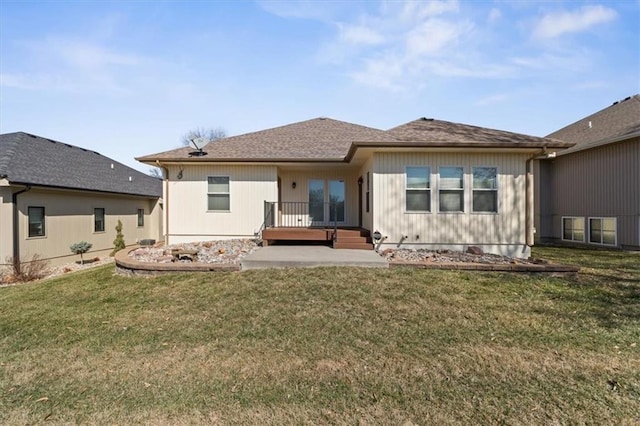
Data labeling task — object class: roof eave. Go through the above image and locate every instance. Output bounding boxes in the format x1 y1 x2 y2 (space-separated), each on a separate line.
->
4 180 161 198
555 130 640 156
137 156 349 165
344 140 575 162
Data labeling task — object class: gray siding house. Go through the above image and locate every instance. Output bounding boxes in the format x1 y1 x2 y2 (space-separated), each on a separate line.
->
535 95 640 250
0 132 163 267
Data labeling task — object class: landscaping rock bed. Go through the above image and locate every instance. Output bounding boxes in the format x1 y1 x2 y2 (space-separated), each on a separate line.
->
128 239 259 265
380 248 545 265
380 248 578 273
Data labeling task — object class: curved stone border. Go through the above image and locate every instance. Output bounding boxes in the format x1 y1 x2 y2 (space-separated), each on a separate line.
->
389 260 580 274
114 246 240 276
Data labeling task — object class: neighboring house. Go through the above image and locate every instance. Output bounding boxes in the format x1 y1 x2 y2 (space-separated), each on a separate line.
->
0 132 163 267
138 117 572 258
535 95 640 250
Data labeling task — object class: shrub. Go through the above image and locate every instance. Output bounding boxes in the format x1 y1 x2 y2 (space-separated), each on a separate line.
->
3 254 50 283
70 241 93 264
111 220 126 256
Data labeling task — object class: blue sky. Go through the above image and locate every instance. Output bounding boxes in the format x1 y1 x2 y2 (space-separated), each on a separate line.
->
1 0 638 173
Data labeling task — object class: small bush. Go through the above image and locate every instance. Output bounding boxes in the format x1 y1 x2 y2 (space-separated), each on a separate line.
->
70 241 93 264
111 220 126 256
3 254 50 283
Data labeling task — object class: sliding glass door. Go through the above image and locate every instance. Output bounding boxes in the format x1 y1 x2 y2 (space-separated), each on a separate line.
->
308 179 345 225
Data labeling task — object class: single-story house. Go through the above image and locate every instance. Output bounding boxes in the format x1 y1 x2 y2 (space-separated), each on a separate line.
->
535 94 640 250
137 117 573 258
0 132 163 267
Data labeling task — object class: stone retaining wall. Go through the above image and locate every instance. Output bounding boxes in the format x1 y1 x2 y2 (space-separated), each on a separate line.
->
114 247 240 276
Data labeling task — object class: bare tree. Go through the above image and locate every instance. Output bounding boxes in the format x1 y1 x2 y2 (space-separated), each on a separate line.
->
148 167 163 178
181 127 226 147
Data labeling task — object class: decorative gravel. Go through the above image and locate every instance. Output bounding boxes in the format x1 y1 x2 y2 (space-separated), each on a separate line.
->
128 239 259 265
380 248 545 265
1 256 114 287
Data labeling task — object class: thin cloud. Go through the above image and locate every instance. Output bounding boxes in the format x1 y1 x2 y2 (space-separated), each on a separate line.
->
398 0 460 21
475 93 509 106
338 24 385 45
3 37 145 94
405 19 473 57
533 5 617 39
488 8 502 23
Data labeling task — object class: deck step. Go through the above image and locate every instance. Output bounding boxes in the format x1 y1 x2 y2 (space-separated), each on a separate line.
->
333 241 374 250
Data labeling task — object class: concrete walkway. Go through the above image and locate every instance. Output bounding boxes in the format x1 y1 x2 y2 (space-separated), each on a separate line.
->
241 246 389 270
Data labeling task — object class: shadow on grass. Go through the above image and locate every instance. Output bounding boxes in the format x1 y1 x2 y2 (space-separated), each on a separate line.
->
531 246 640 329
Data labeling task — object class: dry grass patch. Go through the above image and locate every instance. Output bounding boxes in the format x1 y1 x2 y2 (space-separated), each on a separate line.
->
1 247 638 424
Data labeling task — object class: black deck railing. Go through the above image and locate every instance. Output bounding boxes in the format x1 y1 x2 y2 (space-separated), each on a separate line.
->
261 201 343 239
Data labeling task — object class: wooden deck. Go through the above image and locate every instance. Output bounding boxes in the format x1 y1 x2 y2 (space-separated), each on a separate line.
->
261 227 374 250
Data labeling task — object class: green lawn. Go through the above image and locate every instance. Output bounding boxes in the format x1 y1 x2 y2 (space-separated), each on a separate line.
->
1 247 638 424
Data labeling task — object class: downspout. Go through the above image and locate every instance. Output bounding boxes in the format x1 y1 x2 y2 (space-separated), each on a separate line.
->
12 184 32 263
156 160 169 244
525 147 553 247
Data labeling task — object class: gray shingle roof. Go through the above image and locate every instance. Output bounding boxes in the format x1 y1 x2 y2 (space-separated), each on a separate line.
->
547 94 640 154
137 116 572 164
0 132 162 198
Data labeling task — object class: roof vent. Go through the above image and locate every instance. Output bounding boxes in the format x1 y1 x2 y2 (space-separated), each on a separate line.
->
188 150 208 157
421 117 434 121
129 176 132 182
319 117 327 120
111 163 114 169
588 121 592 129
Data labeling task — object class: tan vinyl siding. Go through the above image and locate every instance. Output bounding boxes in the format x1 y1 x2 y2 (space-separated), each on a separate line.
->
373 152 528 253
545 138 640 248
166 164 277 243
278 168 360 227
14 188 161 266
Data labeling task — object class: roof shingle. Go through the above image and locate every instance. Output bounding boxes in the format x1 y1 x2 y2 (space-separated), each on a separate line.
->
137 116 573 164
385 118 571 147
0 132 162 198
546 94 640 153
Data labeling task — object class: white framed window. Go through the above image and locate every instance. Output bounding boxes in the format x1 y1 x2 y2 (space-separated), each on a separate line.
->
589 217 616 246
562 217 585 242
137 209 144 227
28 206 46 237
207 176 230 211
405 166 431 212
439 166 464 212
472 167 498 213
94 208 105 232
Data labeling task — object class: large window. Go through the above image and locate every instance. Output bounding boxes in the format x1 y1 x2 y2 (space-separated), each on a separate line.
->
137 209 144 227
28 206 45 237
439 167 464 212
405 167 430 212
589 217 616 245
94 208 105 232
562 217 585 242
207 176 230 211
472 167 498 213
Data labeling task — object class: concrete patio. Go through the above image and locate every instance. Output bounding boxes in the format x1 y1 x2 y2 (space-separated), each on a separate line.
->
241 245 389 270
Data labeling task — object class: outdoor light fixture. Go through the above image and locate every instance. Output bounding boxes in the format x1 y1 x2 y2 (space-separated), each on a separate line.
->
292 181 297 189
